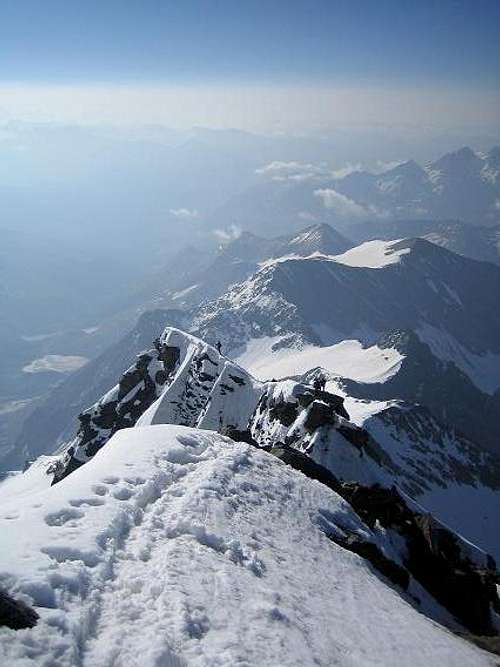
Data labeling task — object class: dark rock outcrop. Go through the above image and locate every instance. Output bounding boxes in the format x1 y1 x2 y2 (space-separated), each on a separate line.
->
51 344 175 484
220 426 260 448
0 589 38 630
303 400 339 432
341 482 500 636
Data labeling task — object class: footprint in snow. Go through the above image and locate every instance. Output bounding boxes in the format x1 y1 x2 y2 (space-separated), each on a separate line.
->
69 497 105 507
101 475 120 485
41 545 99 568
45 508 84 526
112 487 134 501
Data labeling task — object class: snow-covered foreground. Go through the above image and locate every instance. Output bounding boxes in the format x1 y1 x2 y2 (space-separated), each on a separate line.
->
236 336 403 383
0 425 493 666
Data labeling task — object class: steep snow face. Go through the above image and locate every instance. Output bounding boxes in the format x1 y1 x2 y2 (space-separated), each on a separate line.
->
0 425 493 667
235 336 404 383
0 456 57 502
330 239 411 268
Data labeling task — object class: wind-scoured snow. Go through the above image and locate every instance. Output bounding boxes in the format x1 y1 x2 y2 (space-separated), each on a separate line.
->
0 425 493 667
236 336 404 383
330 239 411 268
256 238 411 271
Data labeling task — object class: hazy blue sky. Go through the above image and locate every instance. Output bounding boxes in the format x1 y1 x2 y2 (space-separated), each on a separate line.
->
0 1 499 130
2 0 499 85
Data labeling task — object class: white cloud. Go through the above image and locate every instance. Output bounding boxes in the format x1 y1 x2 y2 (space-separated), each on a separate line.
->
23 354 88 374
256 160 330 182
314 188 369 218
257 160 368 183
314 188 389 220
169 208 199 220
298 211 318 221
331 163 363 179
213 224 242 242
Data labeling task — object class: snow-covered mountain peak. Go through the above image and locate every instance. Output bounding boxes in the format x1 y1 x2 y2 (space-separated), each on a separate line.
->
431 146 481 173
284 222 352 255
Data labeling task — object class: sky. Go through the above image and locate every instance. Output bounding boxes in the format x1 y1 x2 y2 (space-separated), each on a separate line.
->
0 0 499 130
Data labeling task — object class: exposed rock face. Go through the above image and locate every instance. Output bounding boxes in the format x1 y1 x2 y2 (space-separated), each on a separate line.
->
10 308 189 472
0 589 38 630
51 349 170 483
51 329 262 483
249 380 349 451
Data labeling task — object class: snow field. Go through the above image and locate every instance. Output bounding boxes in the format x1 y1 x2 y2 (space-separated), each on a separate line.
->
0 425 493 666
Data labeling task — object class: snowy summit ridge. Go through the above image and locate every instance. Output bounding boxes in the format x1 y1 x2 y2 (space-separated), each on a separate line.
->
1 327 500 665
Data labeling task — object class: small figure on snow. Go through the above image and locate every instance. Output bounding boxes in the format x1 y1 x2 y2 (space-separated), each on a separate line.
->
216 340 223 355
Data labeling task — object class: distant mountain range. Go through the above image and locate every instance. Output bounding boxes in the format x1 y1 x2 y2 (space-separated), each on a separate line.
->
207 146 500 235
347 219 500 265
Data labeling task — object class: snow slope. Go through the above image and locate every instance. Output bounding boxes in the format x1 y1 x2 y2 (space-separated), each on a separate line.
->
0 425 493 667
330 239 411 268
235 336 403 383
416 322 500 394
